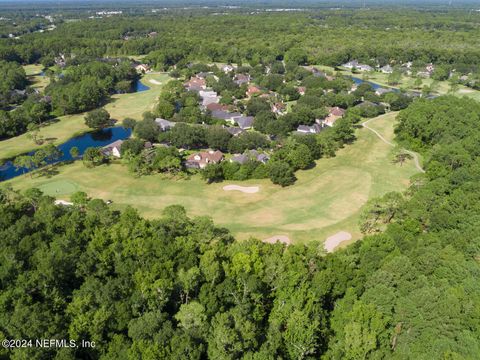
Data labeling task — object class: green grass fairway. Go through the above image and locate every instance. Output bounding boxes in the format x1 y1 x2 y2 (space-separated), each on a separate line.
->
37 180 80 196
0 73 171 161
316 65 480 101
23 64 50 91
6 112 419 245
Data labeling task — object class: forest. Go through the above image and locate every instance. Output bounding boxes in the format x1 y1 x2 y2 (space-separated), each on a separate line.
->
1 95 480 359
1 4 480 359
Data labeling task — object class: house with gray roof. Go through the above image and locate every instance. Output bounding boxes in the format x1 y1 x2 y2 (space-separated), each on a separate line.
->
211 110 242 121
296 124 324 135
235 116 254 130
155 118 176 131
230 154 249 165
102 140 124 158
380 65 393 74
375 88 395 96
225 127 244 136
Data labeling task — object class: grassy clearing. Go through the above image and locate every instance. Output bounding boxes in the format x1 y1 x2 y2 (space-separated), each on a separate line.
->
7 112 418 245
316 65 480 101
0 73 170 160
23 64 50 92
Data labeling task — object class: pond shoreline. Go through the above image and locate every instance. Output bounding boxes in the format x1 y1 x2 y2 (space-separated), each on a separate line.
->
0 126 132 182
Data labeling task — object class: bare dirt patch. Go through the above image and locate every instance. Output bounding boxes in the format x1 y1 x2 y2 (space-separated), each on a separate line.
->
324 231 352 252
149 79 162 85
262 235 291 245
223 185 260 193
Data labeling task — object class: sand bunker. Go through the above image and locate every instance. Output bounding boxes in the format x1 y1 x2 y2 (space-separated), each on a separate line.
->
223 185 259 193
55 200 73 206
149 79 162 85
324 231 352 252
262 235 291 245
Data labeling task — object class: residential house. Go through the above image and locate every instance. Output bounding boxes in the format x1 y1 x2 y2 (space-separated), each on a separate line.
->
224 127 244 137
211 110 242 122
271 102 287 115
246 85 261 97
357 64 374 72
296 86 306 96
344 60 373 72
207 103 230 112
234 74 250 85
102 140 124 158
184 76 206 91
155 118 176 131
296 124 324 135
322 107 346 127
426 63 435 74
375 88 394 96
231 150 269 164
135 64 150 73
380 65 393 74
343 60 360 69
221 64 235 73
230 154 249 165
196 72 210 79
416 71 431 78
199 90 220 107
235 116 254 130
247 149 269 164
186 150 224 169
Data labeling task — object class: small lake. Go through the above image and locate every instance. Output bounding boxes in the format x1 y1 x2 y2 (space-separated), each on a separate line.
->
133 79 150 92
351 77 383 90
0 127 132 181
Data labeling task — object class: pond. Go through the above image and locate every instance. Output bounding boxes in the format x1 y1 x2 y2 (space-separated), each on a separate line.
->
0 127 132 181
351 76 400 93
133 79 150 92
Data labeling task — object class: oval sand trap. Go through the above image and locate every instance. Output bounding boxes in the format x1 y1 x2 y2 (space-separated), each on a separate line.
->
55 199 73 206
149 79 162 85
223 185 259 193
324 231 352 252
262 235 291 245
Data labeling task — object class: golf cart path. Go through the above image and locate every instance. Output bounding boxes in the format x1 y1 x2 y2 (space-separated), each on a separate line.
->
362 116 425 173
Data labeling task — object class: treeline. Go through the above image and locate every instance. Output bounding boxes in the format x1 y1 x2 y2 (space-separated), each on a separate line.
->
0 60 28 107
45 59 139 116
2 10 480 73
1 96 480 359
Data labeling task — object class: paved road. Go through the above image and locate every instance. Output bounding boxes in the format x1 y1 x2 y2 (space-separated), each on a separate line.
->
362 116 425 173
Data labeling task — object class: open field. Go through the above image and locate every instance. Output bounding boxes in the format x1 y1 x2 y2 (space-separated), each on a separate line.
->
6 112 419 245
23 64 50 91
0 73 170 161
317 65 480 101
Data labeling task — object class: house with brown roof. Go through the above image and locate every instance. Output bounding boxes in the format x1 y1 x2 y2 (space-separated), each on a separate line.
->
296 86 306 96
271 102 286 115
186 150 224 169
322 107 346 127
207 103 230 112
184 76 207 91
246 85 261 97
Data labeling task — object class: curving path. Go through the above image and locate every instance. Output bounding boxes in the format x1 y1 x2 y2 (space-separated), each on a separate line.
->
362 116 425 173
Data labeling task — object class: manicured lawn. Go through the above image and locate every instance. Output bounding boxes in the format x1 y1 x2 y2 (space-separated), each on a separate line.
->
0 73 171 161
316 65 480 101
6 112 419 245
